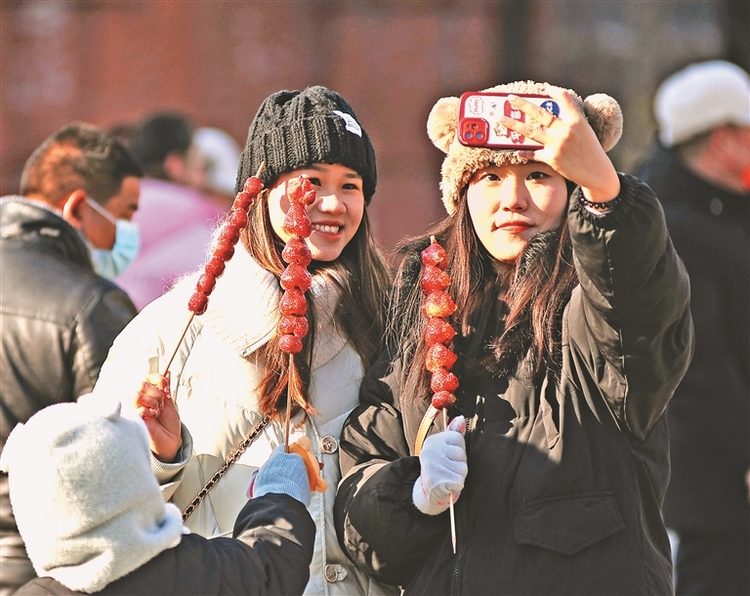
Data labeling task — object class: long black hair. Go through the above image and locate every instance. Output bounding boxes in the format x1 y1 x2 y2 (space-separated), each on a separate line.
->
388 191 577 404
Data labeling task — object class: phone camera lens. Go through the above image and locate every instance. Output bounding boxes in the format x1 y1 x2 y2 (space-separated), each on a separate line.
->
465 132 473 140
476 132 484 140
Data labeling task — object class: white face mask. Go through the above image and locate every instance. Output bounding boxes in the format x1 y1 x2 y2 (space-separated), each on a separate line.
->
86 199 140 280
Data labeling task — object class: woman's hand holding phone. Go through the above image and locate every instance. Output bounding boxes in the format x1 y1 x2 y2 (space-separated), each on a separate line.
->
500 89 620 204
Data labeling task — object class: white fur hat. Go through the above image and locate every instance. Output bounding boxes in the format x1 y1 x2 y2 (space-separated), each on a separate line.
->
0 397 183 593
427 80 623 215
654 60 750 147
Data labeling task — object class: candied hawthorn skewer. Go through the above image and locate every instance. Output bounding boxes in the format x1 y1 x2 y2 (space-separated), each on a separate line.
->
161 164 265 375
278 176 327 493
420 235 459 552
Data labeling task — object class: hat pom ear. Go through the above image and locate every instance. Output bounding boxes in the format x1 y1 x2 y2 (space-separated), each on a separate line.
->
583 93 623 152
427 96 460 154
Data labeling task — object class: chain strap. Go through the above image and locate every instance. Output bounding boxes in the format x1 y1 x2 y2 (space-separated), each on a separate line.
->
181 414 273 522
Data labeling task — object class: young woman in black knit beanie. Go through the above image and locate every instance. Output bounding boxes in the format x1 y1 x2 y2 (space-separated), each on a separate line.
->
93 86 397 596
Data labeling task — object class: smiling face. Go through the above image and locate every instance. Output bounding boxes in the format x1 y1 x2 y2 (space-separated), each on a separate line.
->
466 162 569 263
268 163 365 262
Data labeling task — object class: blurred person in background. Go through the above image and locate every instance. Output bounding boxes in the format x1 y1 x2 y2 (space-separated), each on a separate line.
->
115 111 225 311
194 126 242 211
636 60 749 596
0 122 141 595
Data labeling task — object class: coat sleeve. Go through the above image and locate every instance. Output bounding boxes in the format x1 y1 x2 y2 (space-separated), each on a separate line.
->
334 353 446 587
229 493 315 595
169 493 315 595
565 173 694 439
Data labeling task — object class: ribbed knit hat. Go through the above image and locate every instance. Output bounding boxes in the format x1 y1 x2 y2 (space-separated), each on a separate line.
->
236 86 377 202
0 397 184 593
427 80 623 215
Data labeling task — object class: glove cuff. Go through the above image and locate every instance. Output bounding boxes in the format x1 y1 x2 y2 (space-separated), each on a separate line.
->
412 476 451 516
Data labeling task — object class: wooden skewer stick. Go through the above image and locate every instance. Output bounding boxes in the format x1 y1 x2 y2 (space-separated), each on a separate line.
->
285 353 295 452
162 312 195 376
443 408 457 554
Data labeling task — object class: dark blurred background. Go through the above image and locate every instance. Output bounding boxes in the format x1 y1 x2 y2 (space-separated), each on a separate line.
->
1 0 748 255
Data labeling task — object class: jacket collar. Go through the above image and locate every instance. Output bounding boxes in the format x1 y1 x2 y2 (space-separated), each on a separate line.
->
198 245 347 369
0 196 93 269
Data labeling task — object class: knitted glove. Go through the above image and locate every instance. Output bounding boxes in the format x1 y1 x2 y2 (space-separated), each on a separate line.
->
252 446 311 507
412 415 467 515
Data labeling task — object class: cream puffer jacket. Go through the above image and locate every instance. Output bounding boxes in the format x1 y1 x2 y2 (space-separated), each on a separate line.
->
94 246 398 596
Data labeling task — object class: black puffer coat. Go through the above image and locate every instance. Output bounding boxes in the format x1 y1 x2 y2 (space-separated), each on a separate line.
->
334 175 694 595
14 493 316 595
0 197 137 589
637 144 749 536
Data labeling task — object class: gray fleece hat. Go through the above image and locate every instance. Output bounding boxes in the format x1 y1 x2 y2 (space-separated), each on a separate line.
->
0 397 183 593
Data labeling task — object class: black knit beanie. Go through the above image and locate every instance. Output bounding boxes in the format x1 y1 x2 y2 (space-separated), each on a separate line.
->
235 86 377 203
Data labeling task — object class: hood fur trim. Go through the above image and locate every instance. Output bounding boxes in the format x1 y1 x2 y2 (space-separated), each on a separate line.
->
427 80 623 215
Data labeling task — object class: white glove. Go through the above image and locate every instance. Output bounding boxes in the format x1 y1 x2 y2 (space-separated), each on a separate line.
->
412 415 467 515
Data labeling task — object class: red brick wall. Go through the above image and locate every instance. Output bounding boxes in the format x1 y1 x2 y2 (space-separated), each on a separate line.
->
1 1 741 255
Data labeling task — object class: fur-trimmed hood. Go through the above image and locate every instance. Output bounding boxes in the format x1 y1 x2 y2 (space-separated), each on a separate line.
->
427 80 623 214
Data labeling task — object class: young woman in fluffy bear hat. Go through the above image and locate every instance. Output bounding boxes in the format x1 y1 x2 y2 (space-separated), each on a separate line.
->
334 81 693 594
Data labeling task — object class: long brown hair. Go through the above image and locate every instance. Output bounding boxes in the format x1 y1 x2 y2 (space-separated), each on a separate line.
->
389 193 578 403
241 187 391 417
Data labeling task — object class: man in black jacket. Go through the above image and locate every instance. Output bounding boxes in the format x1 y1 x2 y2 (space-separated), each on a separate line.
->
0 122 142 594
637 60 749 596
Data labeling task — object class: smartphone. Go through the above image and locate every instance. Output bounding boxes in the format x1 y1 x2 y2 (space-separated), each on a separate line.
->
457 91 561 149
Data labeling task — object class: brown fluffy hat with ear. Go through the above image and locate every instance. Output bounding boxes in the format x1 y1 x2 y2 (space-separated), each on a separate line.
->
427 80 623 215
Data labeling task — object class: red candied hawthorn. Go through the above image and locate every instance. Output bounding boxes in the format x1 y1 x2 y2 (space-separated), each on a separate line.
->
431 391 457 410
280 264 312 292
423 291 457 319
282 237 312 266
283 203 312 238
217 224 241 245
188 291 209 316
421 237 448 269
279 315 309 338
425 343 458 372
424 317 456 346
212 237 235 261
196 272 216 295
299 188 316 206
279 288 308 316
232 191 254 212
430 367 460 394
279 334 303 354
243 176 263 195
229 208 249 228
286 177 314 203
421 264 451 293
205 256 227 279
